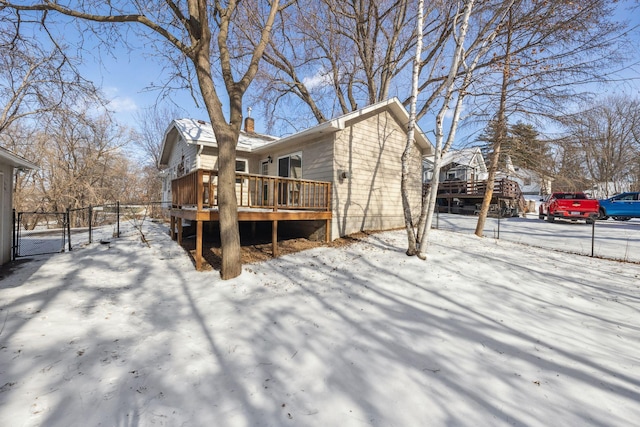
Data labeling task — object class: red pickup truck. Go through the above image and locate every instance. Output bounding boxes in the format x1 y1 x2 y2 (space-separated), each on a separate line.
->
539 192 600 224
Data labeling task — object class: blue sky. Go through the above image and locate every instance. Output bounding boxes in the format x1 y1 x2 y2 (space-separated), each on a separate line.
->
59 1 640 143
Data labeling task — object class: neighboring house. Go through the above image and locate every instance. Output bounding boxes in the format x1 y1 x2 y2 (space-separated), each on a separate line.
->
0 147 37 265
500 156 552 196
423 147 488 183
586 181 632 199
160 97 433 243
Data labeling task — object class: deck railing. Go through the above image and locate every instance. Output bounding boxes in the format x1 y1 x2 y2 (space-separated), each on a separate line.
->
436 178 521 198
171 169 331 212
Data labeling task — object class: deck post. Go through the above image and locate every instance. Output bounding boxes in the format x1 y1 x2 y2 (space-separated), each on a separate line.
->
325 219 331 242
177 219 183 245
170 215 176 240
272 220 279 257
196 220 203 271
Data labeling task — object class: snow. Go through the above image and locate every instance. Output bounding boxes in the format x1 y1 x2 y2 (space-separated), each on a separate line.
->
1 216 639 426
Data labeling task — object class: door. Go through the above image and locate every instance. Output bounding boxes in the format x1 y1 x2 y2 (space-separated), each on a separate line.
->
278 153 302 206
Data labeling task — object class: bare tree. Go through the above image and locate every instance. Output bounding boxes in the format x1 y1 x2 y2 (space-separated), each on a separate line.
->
132 106 183 207
5 110 135 216
401 0 424 257
250 0 416 131
471 0 628 236
557 95 640 196
405 0 516 259
0 10 102 135
1 0 285 279
134 106 183 170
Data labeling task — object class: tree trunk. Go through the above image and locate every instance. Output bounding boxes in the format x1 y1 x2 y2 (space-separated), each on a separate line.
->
194 47 243 279
475 8 512 238
216 127 242 279
401 0 424 257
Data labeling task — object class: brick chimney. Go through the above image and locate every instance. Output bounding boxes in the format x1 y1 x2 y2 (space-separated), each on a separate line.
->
244 117 255 133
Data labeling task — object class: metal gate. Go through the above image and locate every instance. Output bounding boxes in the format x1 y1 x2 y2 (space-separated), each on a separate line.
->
13 211 68 258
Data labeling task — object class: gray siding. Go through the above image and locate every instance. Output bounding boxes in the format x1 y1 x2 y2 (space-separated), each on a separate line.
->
331 111 423 239
257 134 334 182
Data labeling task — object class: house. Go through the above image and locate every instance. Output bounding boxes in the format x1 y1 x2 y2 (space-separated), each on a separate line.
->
0 146 37 265
423 147 488 183
159 98 433 268
500 156 553 197
586 181 631 199
423 148 528 216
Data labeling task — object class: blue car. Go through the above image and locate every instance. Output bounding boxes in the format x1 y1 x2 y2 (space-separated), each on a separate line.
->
598 192 640 221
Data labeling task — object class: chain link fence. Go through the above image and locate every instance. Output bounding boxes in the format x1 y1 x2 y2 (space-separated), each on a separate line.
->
432 212 640 263
13 211 68 257
13 202 170 259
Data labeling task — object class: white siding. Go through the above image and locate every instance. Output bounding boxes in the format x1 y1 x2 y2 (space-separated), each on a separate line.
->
161 136 199 206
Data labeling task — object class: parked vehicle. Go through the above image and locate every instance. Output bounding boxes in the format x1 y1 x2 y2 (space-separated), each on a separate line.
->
598 192 640 221
539 192 600 224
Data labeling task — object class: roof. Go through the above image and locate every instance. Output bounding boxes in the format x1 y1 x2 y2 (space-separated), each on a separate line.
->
159 118 279 166
159 98 434 166
0 146 37 170
171 118 279 151
254 97 433 155
425 147 486 172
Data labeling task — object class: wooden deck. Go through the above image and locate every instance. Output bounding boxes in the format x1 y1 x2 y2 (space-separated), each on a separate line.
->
169 169 332 270
431 178 526 216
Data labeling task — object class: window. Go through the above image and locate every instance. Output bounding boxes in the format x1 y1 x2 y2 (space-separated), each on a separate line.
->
236 159 248 173
278 153 302 179
235 159 248 184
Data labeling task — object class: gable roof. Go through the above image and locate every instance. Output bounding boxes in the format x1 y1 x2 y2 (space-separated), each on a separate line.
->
159 118 278 166
424 147 487 173
254 97 433 155
0 146 37 170
159 97 434 166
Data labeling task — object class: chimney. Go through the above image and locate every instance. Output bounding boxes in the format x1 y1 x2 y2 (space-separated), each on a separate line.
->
244 117 255 133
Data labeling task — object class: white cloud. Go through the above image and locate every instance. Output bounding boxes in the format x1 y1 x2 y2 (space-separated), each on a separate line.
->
303 70 333 90
108 96 138 113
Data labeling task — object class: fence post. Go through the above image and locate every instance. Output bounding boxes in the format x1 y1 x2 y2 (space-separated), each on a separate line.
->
12 209 17 260
67 207 72 252
591 219 595 257
88 205 93 244
497 199 502 240
116 201 120 238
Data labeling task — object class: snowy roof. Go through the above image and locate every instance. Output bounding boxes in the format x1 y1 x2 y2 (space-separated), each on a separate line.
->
169 118 279 152
160 98 433 166
425 147 486 172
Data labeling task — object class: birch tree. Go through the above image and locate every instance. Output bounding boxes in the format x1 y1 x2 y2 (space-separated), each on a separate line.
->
401 0 515 259
401 0 424 256
1 0 284 279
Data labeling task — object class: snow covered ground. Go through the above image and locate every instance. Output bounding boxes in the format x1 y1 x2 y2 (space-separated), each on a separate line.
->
435 213 640 262
1 218 639 426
